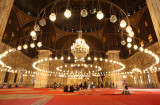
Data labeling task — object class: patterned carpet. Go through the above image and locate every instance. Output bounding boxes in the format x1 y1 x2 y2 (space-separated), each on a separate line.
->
0 88 160 105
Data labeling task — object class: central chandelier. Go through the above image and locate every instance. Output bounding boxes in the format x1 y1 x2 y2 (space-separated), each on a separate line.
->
71 30 89 59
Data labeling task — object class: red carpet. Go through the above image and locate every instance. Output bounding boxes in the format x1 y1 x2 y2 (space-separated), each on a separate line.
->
0 98 41 105
0 88 160 105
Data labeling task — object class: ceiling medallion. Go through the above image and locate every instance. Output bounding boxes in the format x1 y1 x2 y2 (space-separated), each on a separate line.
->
71 30 89 60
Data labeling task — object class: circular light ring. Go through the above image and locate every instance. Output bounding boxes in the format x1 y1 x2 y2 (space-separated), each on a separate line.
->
56 63 102 72
107 60 126 72
142 49 159 70
0 48 16 70
132 68 142 73
33 57 65 72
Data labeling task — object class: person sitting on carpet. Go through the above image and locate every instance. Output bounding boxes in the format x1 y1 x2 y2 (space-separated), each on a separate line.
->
122 80 130 95
15 84 18 88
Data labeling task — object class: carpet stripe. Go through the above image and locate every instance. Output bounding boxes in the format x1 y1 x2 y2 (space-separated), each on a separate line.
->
31 95 54 105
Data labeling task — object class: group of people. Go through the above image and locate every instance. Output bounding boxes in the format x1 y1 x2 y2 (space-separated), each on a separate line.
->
1 84 18 88
110 82 115 88
79 81 88 90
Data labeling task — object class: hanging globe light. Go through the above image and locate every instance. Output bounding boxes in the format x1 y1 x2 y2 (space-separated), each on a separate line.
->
37 42 42 47
134 45 138 50
129 31 134 37
94 57 97 61
39 19 46 26
49 13 56 21
68 56 71 60
64 9 71 18
32 36 37 41
23 44 28 49
30 43 35 48
139 47 144 51
61 56 64 60
96 11 104 20
34 25 40 31
81 9 88 17
55 56 57 60
110 15 117 23
127 37 132 42
88 57 91 60
121 40 126 45
120 20 127 28
30 30 36 37
127 43 132 48
126 26 132 33
17 45 22 50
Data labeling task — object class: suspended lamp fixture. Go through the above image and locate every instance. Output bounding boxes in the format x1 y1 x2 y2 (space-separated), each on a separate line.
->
96 11 104 20
49 13 56 21
71 30 89 59
120 20 127 28
64 9 71 18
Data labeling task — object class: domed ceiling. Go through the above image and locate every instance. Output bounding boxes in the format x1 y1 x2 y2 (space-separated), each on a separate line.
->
3 0 158 60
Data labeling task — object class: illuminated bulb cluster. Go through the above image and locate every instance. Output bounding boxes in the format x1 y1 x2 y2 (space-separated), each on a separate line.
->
17 42 42 50
30 30 37 41
56 64 102 72
120 20 134 47
143 49 159 69
33 57 64 71
0 49 16 69
107 60 126 72
132 68 142 73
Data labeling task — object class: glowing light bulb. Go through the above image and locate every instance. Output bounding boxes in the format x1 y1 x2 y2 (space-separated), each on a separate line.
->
49 13 56 21
55 57 57 60
139 47 144 51
129 31 134 37
61 56 64 60
37 42 42 47
88 57 91 60
30 43 35 48
105 59 108 62
68 56 71 60
96 11 104 20
127 43 132 48
30 30 36 37
127 37 132 42
100 58 103 61
49 57 52 61
64 9 71 18
94 57 97 61
126 26 132 33
134 45 138 50
23 44 28 49
17 46 22 50
120 20 127 28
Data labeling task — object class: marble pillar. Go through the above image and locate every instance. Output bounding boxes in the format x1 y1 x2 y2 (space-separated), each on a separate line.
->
34 50 52 88
147 0 160 44
107 50 122 88
0 0 14 41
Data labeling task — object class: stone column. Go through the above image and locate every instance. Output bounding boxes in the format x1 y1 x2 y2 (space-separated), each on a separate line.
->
34 50 52 88
147 0 160 43
0 0 14 41
107 50 122 88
